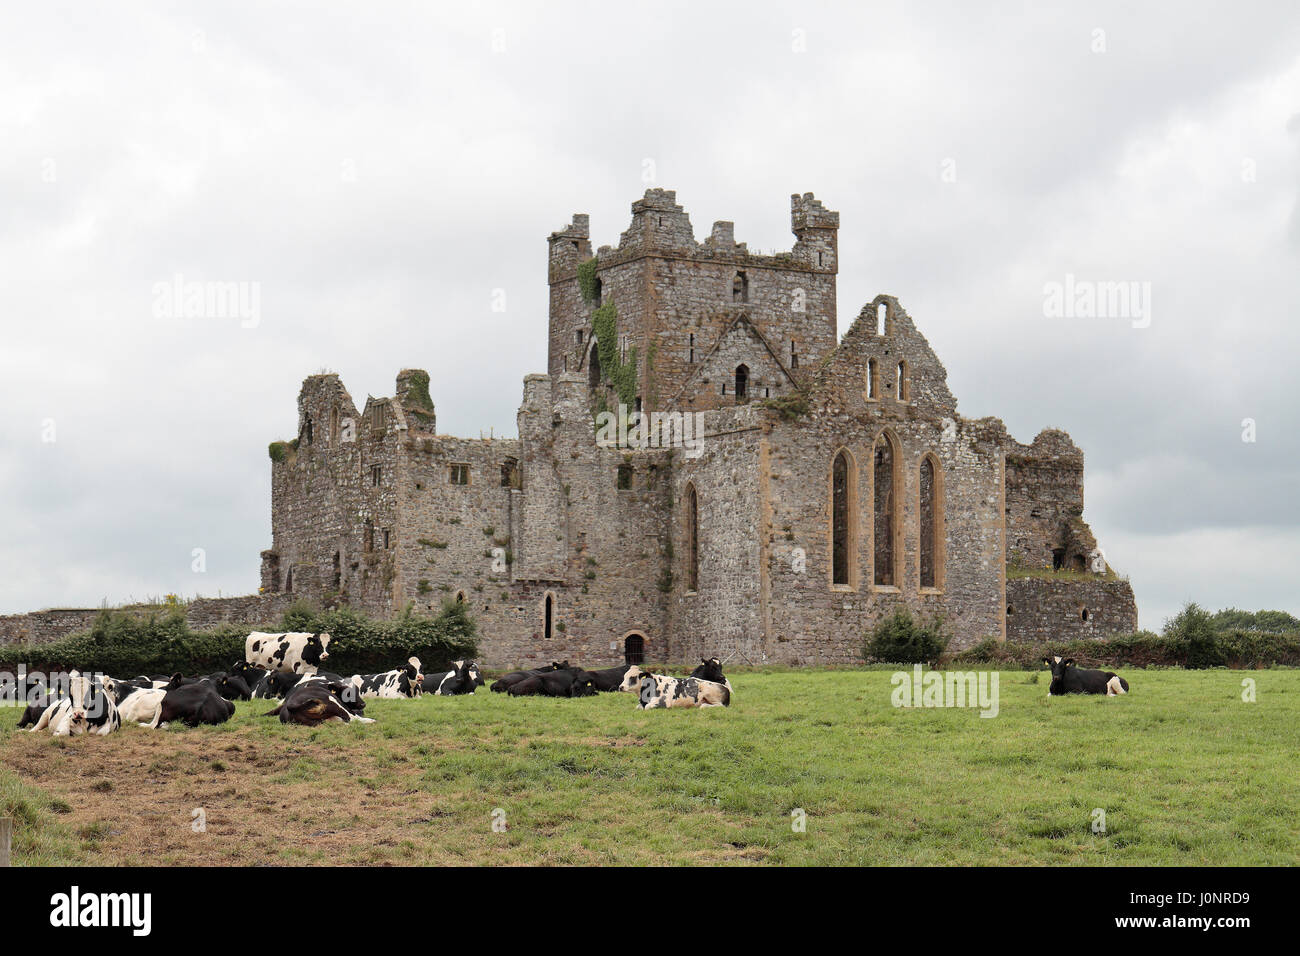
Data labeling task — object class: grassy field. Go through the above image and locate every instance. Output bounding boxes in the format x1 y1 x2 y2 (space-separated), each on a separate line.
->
2 668 1297 865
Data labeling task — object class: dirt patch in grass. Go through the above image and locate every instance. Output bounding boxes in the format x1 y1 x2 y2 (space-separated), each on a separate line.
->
4 722 445 866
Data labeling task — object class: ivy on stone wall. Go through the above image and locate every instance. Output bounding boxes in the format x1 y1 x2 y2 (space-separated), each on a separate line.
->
593 301 638 409
576 257 599 304
268 441 291 462
404 369 435 411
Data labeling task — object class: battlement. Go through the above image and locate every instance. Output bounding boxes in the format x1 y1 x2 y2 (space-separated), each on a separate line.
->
548 188 840 283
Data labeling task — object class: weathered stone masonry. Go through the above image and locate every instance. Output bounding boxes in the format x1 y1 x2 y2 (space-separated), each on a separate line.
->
0 189 1136 662
254 188 1137 667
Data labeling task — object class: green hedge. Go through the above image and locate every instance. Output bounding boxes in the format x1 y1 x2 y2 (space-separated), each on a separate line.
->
0 600 478 677
948 629 1300 670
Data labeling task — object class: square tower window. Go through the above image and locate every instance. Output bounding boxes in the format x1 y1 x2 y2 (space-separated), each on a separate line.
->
450 463 470 485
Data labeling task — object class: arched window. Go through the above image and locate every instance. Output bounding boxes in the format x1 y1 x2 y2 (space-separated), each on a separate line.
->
588 343 602 388
733 271 749 303
543 592 555 640
876 301 887 335
735 364 749 400
831 450 856 587
455 590 467 604
865 358 878 400
873 433 900 587
897 360 909 402
303 415 314 445
624 633 646 665
285 568 294 593
919 454 943 589
685 483 699 592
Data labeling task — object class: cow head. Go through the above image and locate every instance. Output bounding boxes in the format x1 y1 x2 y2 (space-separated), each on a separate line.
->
465 660 483 687
1042 656 1074 681
67 672 109 727
569 671 599 697
618 666 645 693
303 633 330 665
405 657 423 681
549 660 569 672
691 657 726 683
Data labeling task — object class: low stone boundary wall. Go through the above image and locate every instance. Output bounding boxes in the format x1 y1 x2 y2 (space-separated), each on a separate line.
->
0 593 297 646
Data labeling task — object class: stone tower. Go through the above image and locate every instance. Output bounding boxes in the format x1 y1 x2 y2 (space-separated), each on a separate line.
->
547 189 840 414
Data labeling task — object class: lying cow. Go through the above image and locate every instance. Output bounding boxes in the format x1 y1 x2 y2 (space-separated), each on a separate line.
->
508 666 599 698
634 657 732 710
424 659 483 696
587 663 639 692
245 631 332 675
251 669 342 699
490 661 568 693
348 657 423 699
150 675 236 728
1043 656 1130 697
104 677 168 726
267 680 374 726
17 674 69 729
28 672 121 736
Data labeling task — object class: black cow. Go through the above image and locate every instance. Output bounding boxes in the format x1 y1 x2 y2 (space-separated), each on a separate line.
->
267 680 373 726
586 663 639 692
230 661 267 690
151 676 236 727
1043 656 1130 696
251 669 342 700
490 661 568 693
203 672 253 701
508 667 599 698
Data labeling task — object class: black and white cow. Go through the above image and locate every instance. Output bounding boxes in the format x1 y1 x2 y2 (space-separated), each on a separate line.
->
150 676 236 728
507 667 599 698
104 677 167 726
28 672 121 736
490 661 568 693
347 657 424 699
245 631 332 675
17 677 67 729
423 659 483 696
267 680 374 726
635 666 731 710
1043 656 1130 697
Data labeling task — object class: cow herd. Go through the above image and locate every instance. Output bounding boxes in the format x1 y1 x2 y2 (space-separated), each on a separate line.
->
13 627 736 737
490 657 733 709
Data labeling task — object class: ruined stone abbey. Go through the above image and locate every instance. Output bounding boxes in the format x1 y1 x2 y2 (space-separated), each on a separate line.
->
259 189 1138 668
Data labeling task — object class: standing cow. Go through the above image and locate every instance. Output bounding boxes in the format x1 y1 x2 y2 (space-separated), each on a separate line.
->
245 631 332 675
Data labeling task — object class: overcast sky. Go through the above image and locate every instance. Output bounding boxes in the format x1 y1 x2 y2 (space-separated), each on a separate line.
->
2 1 1297 631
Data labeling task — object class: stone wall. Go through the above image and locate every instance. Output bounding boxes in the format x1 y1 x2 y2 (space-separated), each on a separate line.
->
1006 576 1139 642
0 593 296 647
